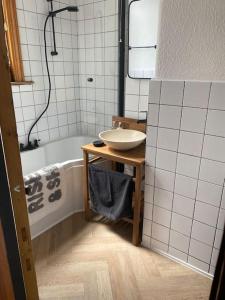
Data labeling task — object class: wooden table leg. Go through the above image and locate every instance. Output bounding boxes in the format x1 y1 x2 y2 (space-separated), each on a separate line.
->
132 164 142 246
83 150 90 220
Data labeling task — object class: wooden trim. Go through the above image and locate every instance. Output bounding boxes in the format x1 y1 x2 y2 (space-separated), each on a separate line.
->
0 3 39 300
0 221 15 300
2 0 25 82
11 81 34 86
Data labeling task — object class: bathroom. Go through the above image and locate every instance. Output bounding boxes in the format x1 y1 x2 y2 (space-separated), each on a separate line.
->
0 0 224 299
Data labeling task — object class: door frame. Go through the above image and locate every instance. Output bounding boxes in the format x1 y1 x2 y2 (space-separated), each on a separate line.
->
0 1 39 299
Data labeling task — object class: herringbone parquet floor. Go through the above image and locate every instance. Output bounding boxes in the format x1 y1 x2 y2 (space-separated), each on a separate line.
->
32 212 211 300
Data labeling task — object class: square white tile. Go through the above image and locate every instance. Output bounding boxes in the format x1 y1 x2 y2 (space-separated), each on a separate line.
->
181 107 207 133
160 81 184 106
170 230 190 253
158 105 182 129
194 201 219 227
178 131 204 157
144 203 153 220
145 166 155 186
174 174 197 199
202 135 225 163
188 256 209 272
206 110 225 137
143 219 152 237
148 80 161 103
155 168 175 192
153 206 171 227
171 213 192 236
189 239 212 264
173 194 195 218
146 126 158 147
191 220 215 246
169 247 188 262
183 81 211 108
176 153 200 179
196 181 222 207
154 188 173 210
151 238 168 252
144 185 154 204
217 208 225 230
152 222 170 244
156 149 177 172
147 104 159 126
145 146 156 167
157 128 179 151
209 82 225 110
199 158 225 186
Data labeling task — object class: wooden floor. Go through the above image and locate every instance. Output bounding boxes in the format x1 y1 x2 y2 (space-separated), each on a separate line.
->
32 213 211 300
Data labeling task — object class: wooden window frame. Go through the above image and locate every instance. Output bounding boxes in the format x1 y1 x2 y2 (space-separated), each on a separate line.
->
2 0 32 85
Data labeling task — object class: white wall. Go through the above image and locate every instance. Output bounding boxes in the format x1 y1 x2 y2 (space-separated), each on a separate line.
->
142 79 225 276
156 0 225 80
13 0 81 146
13 0 118 146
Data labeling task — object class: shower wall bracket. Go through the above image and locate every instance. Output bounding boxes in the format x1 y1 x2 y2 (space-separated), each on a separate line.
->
47 0 58 56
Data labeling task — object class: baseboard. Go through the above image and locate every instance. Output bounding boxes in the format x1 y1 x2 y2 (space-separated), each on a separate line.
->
31 209 84 240
142 243 213 280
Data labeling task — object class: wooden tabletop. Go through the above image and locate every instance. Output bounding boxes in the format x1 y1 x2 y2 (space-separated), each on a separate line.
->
82 143 145 166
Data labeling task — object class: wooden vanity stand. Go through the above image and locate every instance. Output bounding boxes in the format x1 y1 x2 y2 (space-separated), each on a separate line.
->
81 117 146 246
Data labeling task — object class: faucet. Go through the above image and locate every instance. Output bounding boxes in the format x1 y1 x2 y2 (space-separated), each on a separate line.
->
112 121 122 129
20 139 41 152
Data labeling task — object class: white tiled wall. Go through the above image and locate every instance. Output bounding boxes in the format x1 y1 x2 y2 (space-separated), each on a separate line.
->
141 79 225 275
76 0 118 136
13 0 81 145
13 0 118 146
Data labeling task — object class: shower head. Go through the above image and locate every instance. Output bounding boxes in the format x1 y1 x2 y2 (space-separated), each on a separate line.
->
49 6 78 17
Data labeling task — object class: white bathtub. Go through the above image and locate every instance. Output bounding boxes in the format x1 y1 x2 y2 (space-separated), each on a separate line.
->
21 136 95 238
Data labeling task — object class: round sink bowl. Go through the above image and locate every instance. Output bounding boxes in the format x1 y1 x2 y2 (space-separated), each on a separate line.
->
99 128 146 151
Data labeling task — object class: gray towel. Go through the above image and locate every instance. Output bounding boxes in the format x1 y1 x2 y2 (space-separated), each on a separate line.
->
88 164 134 221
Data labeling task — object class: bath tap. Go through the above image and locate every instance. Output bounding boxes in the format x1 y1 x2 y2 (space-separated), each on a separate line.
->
20 139 41 152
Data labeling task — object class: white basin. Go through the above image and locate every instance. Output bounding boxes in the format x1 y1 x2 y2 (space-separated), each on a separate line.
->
99 128 146 151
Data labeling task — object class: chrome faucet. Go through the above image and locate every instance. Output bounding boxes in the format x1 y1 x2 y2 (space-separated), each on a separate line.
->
112 121 122 129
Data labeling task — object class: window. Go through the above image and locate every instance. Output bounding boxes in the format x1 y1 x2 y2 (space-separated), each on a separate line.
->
2 0 25 83
128 0 160 79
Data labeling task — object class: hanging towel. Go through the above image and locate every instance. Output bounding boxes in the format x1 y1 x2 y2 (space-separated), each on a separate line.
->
24 163 66 225
88 164 134 221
